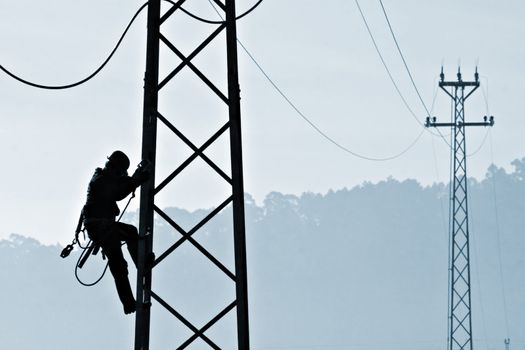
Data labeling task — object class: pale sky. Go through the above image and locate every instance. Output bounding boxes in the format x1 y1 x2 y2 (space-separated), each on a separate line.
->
1 0 524 245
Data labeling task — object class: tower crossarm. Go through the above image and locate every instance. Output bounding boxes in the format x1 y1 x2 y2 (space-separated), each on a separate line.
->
425 67 494 350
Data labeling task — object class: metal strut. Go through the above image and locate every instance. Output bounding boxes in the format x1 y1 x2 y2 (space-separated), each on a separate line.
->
426 67 494 350
134 1 250 349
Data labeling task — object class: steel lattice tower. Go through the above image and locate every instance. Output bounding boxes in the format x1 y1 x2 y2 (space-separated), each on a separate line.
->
134 0 250 349
426 68 493 350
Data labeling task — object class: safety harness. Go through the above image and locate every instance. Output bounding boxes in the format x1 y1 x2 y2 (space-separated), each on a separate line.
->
60 191 136 286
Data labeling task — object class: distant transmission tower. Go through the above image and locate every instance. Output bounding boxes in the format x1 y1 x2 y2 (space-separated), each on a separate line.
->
426 67 494 350
135 0 250 349
505 338 511 350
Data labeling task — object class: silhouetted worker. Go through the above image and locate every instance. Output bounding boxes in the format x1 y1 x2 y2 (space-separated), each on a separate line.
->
82 151 149 314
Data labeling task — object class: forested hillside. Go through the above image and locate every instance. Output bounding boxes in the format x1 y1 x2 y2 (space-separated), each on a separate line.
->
1 159 524 350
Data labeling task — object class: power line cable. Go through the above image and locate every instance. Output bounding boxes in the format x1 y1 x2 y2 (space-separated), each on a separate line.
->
466 129 490 158
0 0 424 161
0 0 264 89
434 79 490 156
466 80 490 157
375 0 452 148
480 76 491 116
0 0 426 162
354 0 420 127
0 0 262 90
429 78 439 117
427 83 452 349
174 0 263 24
378 0 430 116
427 91 451 343
0 2 149 90
355 0 451 147
238 37 426 161
206 0 425 161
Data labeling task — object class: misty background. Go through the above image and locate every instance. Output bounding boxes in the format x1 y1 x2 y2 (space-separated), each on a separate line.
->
2 159 524 349
1 0 525 349
1 0 524 244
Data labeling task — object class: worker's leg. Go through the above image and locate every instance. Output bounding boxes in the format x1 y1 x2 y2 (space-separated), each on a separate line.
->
102 235 136 314
114 222 138 267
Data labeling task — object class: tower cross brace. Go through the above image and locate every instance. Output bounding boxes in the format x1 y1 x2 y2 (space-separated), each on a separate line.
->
426 68 494 350
134 1 250 349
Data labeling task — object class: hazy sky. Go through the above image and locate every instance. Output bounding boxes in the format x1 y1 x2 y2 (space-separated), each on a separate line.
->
1 0 524 244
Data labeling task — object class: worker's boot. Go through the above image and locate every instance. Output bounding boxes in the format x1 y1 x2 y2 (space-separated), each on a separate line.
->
113 274 136 315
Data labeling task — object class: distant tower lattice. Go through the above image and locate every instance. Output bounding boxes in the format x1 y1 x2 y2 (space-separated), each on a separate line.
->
426 67 494 350
505 338 511 350
134 0 250 349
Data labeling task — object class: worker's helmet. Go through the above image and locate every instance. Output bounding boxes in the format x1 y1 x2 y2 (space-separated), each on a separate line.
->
106 150 130 172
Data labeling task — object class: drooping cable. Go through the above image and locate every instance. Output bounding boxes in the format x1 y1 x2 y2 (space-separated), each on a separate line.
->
354 0 420 127
173 0 263 24
0 2 149 90
355 0 451 147
375 0 453 148
238 37 426 161
480 76 491 116
466 129 490 158
466 81 490 157
0 0 263 89
378 0 430 117
207 0 424 162
428 86 452 337
429 136 449 253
